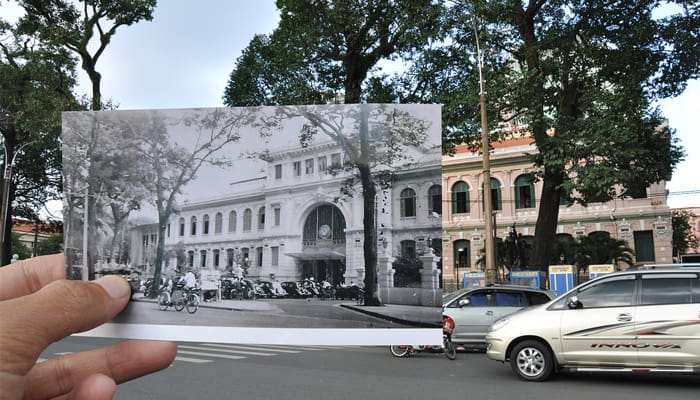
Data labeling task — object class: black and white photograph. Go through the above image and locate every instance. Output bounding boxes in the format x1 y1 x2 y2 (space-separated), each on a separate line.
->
62 103 443 345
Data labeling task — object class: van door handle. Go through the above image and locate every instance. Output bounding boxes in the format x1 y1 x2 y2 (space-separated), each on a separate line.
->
617 313 632 322
485 310 493 316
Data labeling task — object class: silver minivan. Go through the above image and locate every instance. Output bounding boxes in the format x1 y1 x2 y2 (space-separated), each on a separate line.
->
485 268 700 381
442 285 556 347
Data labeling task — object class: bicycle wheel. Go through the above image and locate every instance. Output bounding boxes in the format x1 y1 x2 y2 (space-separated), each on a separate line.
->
389 345 410 357
444 337 457 360
186 293 199 314
158 292 170 311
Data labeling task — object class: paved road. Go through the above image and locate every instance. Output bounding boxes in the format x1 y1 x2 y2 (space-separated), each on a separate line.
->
41 337 700 400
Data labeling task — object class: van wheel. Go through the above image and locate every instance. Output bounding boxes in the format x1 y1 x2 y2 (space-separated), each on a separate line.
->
510 340 554 381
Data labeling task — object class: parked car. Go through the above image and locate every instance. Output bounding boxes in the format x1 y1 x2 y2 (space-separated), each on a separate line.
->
282 281 312 298
485 266 700 381
258 281 287 298
442 285 557 348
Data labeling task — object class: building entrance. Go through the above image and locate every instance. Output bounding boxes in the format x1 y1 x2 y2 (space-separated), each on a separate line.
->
301 259 346 285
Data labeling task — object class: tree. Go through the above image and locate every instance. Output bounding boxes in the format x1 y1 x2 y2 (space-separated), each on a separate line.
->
10 232 32 260
18 0 157 111
0 17 76 265
123 108 256 297
554 232 634 276
19 0 156 274
409 0 696 271
672 209 699 258
35 233 64 256
576 231 634 271
224 0 443 305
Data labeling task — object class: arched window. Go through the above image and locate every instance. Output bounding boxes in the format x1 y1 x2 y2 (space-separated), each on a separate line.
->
303 204 346 246
400 188 416 217
258 207 266 230
428 185 442 215
515 174 536 209
190 216 197 236
214 212 223 234
489 178 502 211
452 181 469 214
178 218 185 237
228 211 237 232
243 209 252 231
202 214 210 235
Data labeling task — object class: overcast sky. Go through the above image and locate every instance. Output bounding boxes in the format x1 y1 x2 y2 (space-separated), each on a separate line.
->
3 0 698 210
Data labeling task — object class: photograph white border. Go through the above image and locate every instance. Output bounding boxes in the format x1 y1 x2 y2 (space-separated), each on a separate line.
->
77 324 443 346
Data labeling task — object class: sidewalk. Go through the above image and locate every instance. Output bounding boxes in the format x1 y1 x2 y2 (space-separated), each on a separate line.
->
340 303 442 328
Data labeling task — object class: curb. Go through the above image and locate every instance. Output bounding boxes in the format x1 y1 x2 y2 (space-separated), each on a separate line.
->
340 304 441 328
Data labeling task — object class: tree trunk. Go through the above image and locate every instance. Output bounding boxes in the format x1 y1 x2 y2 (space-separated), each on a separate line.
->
357 105 381 306
149 211 168 299
531 165 564 270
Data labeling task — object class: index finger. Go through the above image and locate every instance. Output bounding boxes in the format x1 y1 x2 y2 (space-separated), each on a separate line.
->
0 253 66 300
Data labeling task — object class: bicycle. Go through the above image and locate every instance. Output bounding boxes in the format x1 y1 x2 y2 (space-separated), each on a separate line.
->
158 286 199 314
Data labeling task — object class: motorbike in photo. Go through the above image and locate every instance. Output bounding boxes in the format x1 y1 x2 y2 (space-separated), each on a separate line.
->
389 315 457 360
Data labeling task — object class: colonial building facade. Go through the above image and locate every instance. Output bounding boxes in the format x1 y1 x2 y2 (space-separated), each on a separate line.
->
442 137 673 289
130 140 442 305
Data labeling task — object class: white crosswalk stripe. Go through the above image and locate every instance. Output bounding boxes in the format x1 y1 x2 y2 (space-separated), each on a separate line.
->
199 343 302 353
39 343 346 365
178 345 276 356
174 356 213 363
177 350 247 360
170 343 348 364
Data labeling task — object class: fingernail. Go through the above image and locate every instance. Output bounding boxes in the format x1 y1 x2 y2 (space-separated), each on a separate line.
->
95 276 131 299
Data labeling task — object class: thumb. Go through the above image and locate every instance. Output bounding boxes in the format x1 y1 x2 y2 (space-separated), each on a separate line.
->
0 276 131 376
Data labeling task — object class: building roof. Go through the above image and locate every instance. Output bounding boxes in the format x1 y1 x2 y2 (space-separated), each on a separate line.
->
12 220 57 235
453 136 536 154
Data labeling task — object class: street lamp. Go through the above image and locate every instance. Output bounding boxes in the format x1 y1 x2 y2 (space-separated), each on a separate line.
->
0 141 33 260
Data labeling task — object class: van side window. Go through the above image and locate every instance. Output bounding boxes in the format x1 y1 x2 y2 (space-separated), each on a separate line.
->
575 275 636 308
525 292 552 306
641 274 696 305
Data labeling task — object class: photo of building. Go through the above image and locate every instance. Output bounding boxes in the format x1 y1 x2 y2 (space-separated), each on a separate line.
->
132 135 442 306
63 104 443 338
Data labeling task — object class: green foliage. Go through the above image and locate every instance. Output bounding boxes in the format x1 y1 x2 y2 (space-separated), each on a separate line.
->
392 252 422 288
406 0 696 269
18 0 158 110
672 210 699 257
1 13 78 263
10 232 32 260
553 232 635 271
223 0 444 106
35 233 63 256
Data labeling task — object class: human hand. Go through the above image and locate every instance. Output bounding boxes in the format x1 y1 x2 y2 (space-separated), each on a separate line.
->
0 254 177 399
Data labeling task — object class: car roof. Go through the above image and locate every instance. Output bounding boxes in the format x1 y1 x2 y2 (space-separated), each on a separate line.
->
627 263 700 270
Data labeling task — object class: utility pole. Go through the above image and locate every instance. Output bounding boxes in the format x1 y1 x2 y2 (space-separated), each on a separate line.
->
1 141 32 264
474 15 497 285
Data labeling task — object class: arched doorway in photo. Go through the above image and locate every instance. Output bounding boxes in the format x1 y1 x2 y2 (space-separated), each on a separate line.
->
296 204 347 285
